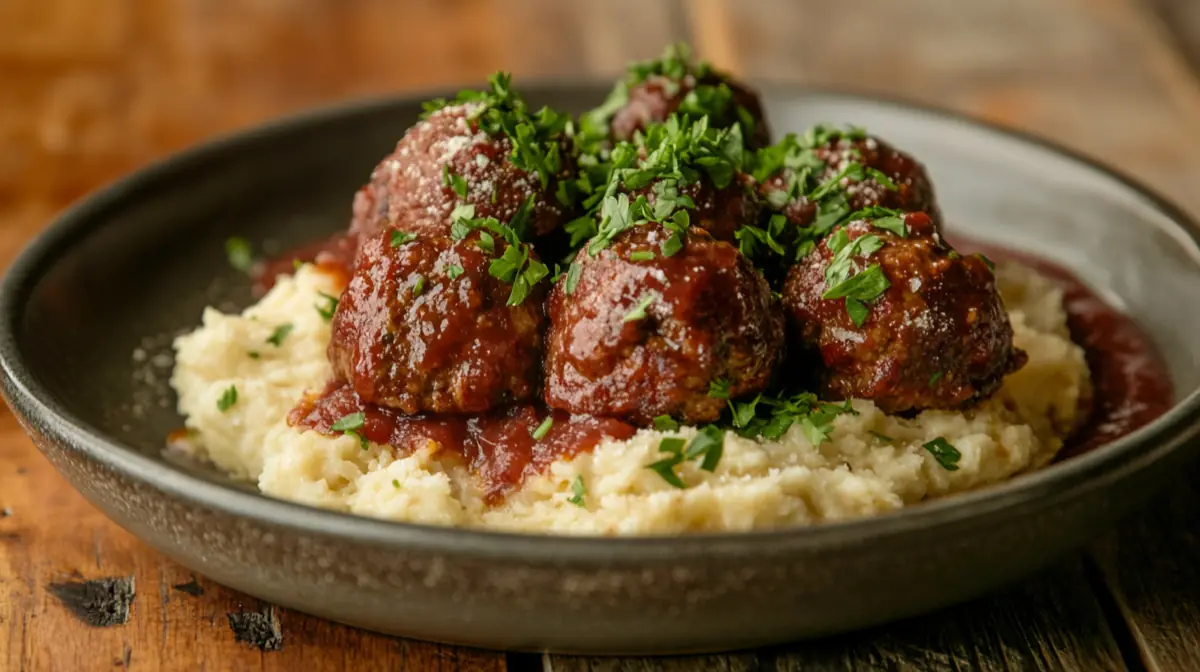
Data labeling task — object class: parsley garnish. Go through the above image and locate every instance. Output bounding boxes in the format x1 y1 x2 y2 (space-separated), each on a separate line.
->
315 292 339 322
563 262 582 295
392 479 401 489
929 371 944 387
450 198 549 305
247 351 261 360
424 72 569 191
412 275 427 297
531 416 554 441
390 230 417 247
447 264 465 280
266 323 293 347
708 378 731 400
978 253 996 272
647 438 689 489
823 264 890 301
653 415 680 432
644 426 725 488
332 412 368 450
225 237 253 273
629 250 655 262
567 475 586 507
217 385 238 412
845 297 870 328
331 412 365 432
728 392 855 443
622 294 655 322
923 437 961 471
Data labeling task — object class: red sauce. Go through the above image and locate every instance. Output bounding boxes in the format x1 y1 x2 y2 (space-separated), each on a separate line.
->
288 382 636 503
251 232 356 296
956 240 1173 458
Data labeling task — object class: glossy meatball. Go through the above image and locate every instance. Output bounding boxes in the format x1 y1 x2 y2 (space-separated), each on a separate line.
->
759 132 941 231
626 173 761 244
782 213 1023 413
328 231 545 414
545 224 784 425
612 71 771 149
349 103 573 244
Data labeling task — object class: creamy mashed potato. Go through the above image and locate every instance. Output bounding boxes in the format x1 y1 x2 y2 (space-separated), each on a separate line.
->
170 262 1090 535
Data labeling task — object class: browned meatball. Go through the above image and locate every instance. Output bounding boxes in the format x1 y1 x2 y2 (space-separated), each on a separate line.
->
626 173 761 244
328 231 545 414
349 103 573 244
612 72 771 149
758 130 941 231
782 212 1023 413
545 224 784 426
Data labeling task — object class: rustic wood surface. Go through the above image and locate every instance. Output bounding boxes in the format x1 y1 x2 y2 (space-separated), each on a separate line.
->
1 0 1199 670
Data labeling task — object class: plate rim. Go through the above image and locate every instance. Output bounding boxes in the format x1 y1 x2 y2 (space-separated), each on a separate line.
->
3 81 1200 559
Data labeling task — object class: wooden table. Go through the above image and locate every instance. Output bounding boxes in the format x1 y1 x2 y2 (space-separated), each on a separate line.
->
3 1 1200 669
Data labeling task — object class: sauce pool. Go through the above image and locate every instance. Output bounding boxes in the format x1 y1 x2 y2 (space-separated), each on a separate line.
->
956 240 1173 459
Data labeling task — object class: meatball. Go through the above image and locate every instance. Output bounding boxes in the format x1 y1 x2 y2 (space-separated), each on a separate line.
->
626 173 761 244
782 212 1024 413
758 131 941 231
349 102 573 244
328 230 545 414
612 71 771 149
545 224 784 425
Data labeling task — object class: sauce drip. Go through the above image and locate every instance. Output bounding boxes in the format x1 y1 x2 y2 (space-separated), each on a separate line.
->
289 383 636 503
957 240 1173 458
252 232 356 296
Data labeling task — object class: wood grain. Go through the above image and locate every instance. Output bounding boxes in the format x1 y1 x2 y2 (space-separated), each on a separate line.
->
2 0 1200 670
1092 465 1200 672
545 559 1127 672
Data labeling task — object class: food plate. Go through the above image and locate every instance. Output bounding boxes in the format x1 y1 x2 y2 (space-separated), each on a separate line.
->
3 81 1200 654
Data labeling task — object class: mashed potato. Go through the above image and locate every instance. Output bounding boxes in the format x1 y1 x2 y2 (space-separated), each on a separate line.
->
170 262 1089 535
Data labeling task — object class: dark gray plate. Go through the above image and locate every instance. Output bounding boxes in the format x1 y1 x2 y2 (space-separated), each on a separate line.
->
3 84 1200 655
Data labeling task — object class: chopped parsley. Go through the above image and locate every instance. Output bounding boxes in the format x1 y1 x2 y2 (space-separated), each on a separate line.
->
923 437 961 471
390 230 418 247
266 323 293 347
447 264 465 280
644 425 726 488
424 72 570 192
332 412 368 450
331 412 365 432
247 351 261 360
708 378 731 400
647 437 689 489
978 253 996 272
622 293 655 322
567 475 586 507
653 415 680 432
823 264 890 301
629 250 656 262
315 292 339 322
216 385 238 412
728 392 856 443
845 297 870 328
412 275 427 297
531 416 554 441
224 237 253 273
449 199 548 305
392 479 401 489
929 371 944 387
563 262 582 295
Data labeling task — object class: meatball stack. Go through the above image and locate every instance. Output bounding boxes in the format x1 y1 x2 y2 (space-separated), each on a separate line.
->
323 45 1025 432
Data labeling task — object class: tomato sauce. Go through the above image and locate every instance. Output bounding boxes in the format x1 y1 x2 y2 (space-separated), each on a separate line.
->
289 382 635 503
957 240 1173 459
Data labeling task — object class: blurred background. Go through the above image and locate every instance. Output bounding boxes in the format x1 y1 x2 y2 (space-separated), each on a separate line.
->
2 0 1199 262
